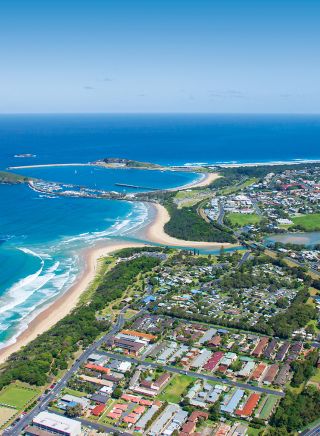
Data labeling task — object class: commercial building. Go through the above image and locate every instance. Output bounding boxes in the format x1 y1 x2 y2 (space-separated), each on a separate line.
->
31 411 81 436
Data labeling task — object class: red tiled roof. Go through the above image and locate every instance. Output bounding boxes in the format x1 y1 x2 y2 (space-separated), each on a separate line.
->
236 393 260 417
85 363 110 374
91 404 105 416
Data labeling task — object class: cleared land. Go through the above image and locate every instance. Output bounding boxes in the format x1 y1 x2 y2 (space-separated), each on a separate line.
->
0 406 17 428
0 384 39 409
157 374 194 403
227 212 261 227
218 177 256 195
291 213 320 231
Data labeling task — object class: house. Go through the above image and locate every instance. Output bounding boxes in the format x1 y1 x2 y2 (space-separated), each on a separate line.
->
252 337 269 357
91 404 105 416
262 364 279 385
221 389 245 414
236 393 260 417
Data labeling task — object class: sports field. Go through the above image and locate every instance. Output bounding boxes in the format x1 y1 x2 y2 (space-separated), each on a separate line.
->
0 384 39 410
227 212 261 227
291 213 320 231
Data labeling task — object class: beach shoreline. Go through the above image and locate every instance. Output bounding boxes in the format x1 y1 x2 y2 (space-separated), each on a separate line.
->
144 202 237 249
0 240 147 365
0 170 224 364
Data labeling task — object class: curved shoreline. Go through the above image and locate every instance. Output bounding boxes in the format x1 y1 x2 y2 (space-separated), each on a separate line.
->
0 171 223 364
145 202 237 249
0 240 147 364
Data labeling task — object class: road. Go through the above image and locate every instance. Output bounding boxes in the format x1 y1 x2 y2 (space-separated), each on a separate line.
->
4 314 126 436
238 250 251 267
217 202 225 225
99 351 285 398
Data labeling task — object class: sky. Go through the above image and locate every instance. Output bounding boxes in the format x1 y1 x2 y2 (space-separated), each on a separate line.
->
0 0 320 114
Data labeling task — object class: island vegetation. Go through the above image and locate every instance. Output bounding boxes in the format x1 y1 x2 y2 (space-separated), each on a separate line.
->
0 171 31 184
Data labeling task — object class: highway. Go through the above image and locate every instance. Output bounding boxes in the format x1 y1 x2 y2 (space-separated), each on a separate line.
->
4 314 126 436
99 351 285 398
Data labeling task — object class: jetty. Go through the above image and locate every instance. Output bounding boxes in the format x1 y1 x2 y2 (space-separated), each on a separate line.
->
115 183 156 190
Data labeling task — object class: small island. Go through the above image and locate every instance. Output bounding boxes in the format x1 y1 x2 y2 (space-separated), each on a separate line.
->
0 171 32 184
14 153 36 158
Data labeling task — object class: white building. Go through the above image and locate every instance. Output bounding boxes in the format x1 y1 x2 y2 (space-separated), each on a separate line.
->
32 411 81 436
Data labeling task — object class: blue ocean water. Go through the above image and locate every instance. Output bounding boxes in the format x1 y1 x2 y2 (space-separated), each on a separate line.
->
1 114 320 347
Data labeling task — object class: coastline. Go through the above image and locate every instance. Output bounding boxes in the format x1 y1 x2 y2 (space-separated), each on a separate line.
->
145 202 237 249
0 171 224 364
216 159 320 168
169 171 219 191
0 240 147 365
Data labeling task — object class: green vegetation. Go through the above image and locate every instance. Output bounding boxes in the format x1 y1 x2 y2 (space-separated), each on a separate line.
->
218 177 256 195
0 384 39 409
266 288 317 338
0 171 31 184
0 254 160 389
270 386 320 432
290 351 318 387
226 212 261 227
259 395 279 421
290 213 320 231
157 375 194 403
164 201 236 243
102 157 162 169
62 387 87 398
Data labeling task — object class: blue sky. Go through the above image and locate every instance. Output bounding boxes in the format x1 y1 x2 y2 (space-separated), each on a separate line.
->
1 0 320 113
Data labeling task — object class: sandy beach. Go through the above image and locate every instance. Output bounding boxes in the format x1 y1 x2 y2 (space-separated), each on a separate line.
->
0 171 225 364
0 240 147 365
145 203 236 249
169 171 219 191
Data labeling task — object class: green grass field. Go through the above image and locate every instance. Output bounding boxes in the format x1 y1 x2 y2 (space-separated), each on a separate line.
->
259 396 279 420
310 368 320 384
291 213 320 231
0 384 39 410
218 177 257 195
227 212 261 227
157 375 194 403
62 387 87 398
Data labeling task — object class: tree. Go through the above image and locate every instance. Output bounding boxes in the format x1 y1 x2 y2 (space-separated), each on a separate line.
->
65 403 82 417
209 402 220 421
112 387 123 399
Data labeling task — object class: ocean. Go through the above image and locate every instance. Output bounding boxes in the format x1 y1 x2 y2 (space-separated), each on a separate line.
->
1 113 320 348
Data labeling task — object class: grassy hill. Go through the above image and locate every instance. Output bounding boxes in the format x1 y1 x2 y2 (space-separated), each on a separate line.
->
0 171 31 184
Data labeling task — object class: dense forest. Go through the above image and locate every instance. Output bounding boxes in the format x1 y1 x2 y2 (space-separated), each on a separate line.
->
164 201 236 243
0 254 160 389
270 386 320 433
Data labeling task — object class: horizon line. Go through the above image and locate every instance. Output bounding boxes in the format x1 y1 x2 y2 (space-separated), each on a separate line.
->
1 112 320 116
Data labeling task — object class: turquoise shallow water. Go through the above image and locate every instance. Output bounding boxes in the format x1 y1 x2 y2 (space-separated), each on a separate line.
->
0 168 199 347
1 113 320 347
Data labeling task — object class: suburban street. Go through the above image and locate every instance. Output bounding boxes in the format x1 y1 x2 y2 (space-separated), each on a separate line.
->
99 351 285 398
4 314 126 436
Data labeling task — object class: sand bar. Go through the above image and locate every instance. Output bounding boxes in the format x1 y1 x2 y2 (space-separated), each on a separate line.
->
145 203 236 249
